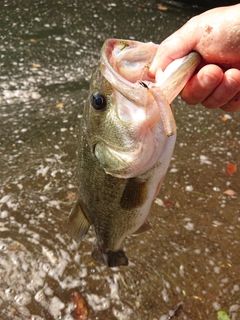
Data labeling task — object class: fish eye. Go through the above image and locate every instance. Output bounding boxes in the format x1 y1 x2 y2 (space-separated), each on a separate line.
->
91 93 107 111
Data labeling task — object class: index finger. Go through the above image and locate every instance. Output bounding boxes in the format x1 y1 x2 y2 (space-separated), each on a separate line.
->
149 26 198 76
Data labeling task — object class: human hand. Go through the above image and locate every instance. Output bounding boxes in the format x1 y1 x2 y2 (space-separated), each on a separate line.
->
149 4 240 112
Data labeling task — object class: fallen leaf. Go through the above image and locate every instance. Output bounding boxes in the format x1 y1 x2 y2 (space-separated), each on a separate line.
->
8 242 21 251
222 114 232 122
67 192 77 202
154 198 164 206
217 310 231 320
175 202 180 208
71 292 88 320
164 201 173 207
157 3 168 10
223 189 236 196
226 163 237 175
55 102 64 108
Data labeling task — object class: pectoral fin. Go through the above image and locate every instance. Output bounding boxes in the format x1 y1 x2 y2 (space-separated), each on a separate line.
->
67 200 91 243
133 220 152 234
120 177 148 210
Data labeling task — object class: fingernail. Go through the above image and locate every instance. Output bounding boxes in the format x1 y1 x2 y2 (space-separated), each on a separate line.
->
147 70 155 78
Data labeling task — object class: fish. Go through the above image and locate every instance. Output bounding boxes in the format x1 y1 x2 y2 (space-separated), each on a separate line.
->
67 39 201 267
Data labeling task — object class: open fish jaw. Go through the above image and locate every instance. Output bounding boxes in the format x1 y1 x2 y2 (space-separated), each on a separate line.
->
97 39 201 178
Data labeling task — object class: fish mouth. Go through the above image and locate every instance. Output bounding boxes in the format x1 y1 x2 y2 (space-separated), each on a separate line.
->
95 39 201 178
101 39 201 136
92 246 129 267
101 39 158 106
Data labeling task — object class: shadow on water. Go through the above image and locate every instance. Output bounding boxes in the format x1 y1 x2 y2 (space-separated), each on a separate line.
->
0 1 239 319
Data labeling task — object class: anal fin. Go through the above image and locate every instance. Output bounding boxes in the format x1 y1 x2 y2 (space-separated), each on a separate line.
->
133 220 152 234
67 200 91 243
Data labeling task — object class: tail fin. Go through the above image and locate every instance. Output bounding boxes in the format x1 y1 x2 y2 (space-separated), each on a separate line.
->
92 246 128 267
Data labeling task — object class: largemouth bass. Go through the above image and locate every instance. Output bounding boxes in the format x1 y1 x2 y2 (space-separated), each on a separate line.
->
67 39 201 267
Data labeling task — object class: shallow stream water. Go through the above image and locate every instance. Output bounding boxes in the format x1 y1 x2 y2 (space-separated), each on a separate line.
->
0 1 240 319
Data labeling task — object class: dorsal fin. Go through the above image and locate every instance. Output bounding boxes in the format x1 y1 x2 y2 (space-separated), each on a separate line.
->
67 200 91 243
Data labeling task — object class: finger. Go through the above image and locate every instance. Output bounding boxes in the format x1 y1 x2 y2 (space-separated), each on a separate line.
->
148 33 196 77
149 17 201 77
202 68 240 109
181 64 223 105
220 92 240 112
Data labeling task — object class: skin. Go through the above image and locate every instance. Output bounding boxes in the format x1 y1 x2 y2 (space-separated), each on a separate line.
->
149 4 240 112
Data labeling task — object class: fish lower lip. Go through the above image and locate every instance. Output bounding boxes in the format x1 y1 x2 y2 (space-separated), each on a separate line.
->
92 247 129 267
